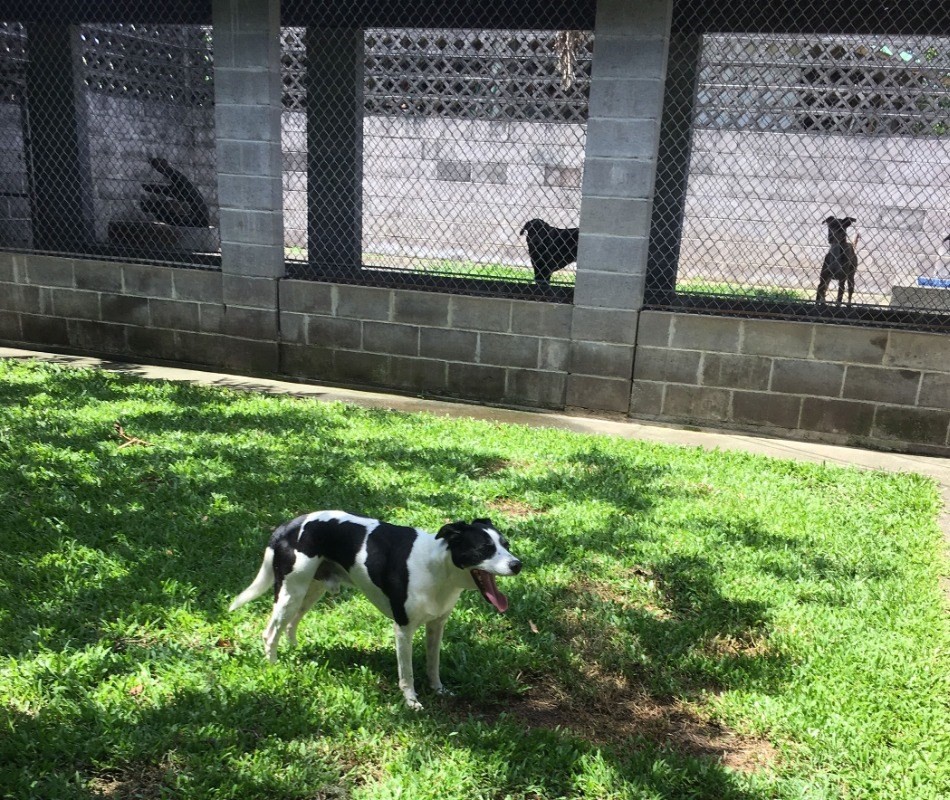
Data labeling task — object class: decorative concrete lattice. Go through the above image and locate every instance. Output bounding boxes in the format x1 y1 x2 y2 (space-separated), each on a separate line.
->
0 23 26 104
280 27 592 122
697 34 950 137
79 24 214 107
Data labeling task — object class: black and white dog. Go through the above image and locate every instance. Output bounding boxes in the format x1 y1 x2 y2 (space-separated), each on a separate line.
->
229 511 522 709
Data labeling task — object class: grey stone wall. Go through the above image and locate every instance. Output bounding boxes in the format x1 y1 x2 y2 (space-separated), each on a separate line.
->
631 310 950 455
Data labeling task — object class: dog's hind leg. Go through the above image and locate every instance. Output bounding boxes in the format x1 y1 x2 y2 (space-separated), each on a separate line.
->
262 564 316 662
285 580 327 649
394 622 423 710
425 612 452 696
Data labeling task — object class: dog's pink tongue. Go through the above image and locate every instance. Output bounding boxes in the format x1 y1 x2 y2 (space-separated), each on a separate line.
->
474 570 508 613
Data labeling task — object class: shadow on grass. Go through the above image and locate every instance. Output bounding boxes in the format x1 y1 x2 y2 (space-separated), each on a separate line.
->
1 362 795 797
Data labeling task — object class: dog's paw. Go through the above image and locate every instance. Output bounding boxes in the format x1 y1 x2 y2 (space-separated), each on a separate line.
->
404 695 424 711
433 685 454 697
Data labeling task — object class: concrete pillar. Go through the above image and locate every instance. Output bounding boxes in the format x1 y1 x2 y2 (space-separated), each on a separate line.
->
24 22 94 251
305 27 364 277
213 0 285 278
567 0 674 413
212 0 284 370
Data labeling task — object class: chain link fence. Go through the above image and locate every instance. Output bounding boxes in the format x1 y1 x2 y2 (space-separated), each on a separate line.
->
1 1 949 325
0 13 219 268
649 3 950 329
280 21 591 299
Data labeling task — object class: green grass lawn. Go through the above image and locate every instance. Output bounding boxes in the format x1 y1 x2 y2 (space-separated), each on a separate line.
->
1 359 947 800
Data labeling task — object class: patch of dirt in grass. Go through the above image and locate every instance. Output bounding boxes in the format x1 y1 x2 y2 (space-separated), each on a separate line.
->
487 497 541 517
496 677 777 774
89 764 171 799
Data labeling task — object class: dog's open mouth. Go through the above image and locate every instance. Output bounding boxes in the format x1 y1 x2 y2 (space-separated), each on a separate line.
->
471 569 508 613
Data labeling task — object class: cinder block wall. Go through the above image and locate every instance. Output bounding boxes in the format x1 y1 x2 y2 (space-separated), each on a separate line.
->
631 310 950 455
0 253 278 374
279 281 572 408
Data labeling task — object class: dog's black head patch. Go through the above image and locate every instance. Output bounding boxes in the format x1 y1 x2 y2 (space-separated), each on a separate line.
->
437 518 520 613
436 519 497 569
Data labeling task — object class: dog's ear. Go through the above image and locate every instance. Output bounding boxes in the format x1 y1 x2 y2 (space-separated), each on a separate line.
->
844 217 856 226
823 216 836 224
472 517 494 528
519 223 528 236
436 521 466 540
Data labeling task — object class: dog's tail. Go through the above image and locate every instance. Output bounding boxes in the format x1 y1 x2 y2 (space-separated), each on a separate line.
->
228 547 275 611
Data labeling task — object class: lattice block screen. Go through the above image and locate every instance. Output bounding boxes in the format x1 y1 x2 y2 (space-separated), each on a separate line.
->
652 21 950 325
281 24 591 298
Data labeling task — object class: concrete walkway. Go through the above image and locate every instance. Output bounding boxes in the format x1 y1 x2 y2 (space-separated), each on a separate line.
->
3 346 949 574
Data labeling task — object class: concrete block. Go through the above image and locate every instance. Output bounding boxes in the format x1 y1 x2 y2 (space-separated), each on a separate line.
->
573 271 646 310
123 264 174 298
221 337 279 374
363 322 419 356
480 332 539 369
199 303 225 334
843 365 920 405
571 307 638 345
0 253 13 283
450 295 511 331
214 67 277 107
220 208 283 247
566 374 631 413
101 295 150 327
570 341 635 379
701 352 772 390
580 196 654 239
217 139 282 176
586 119 660 160
307 315 361 349
335 284 392 321
173 269 222 304
280 343 334 378
126 327 179 362
218 173 282 212
223 274 278 309
581 157 656 200
663 383 731 422
215 105 279 144
590 35 668 81
392 292 451 327
732 391 801 429
800 397 875 436
332 351 392 388
50 288 99 321
220 242 284 277
539 338 570 371
872 406 950 447
595 0 672 37
0 283 39 313
576 233 649 275
633 345 700 383
67 320 127 355
279 280 334 315
506 369 567 409
223 306 278 339
629 380 665 416
919 372 950 411
670 314 741 353
510 302 573 338
419 327 477 362
0 310 20 340
21 313 69 347
390 357 448 394
884 330 950 372
279 312 305 344
740 318 813 358
636 311 674 347
812 325 888 365
588 78 665 121
25 255 74 288
151 299 201 331
771 359 845 397
447 362 507 401
74 260 123 293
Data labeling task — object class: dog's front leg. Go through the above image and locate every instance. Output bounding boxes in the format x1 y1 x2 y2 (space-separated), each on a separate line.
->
425 613 452 696
394 622 422 710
